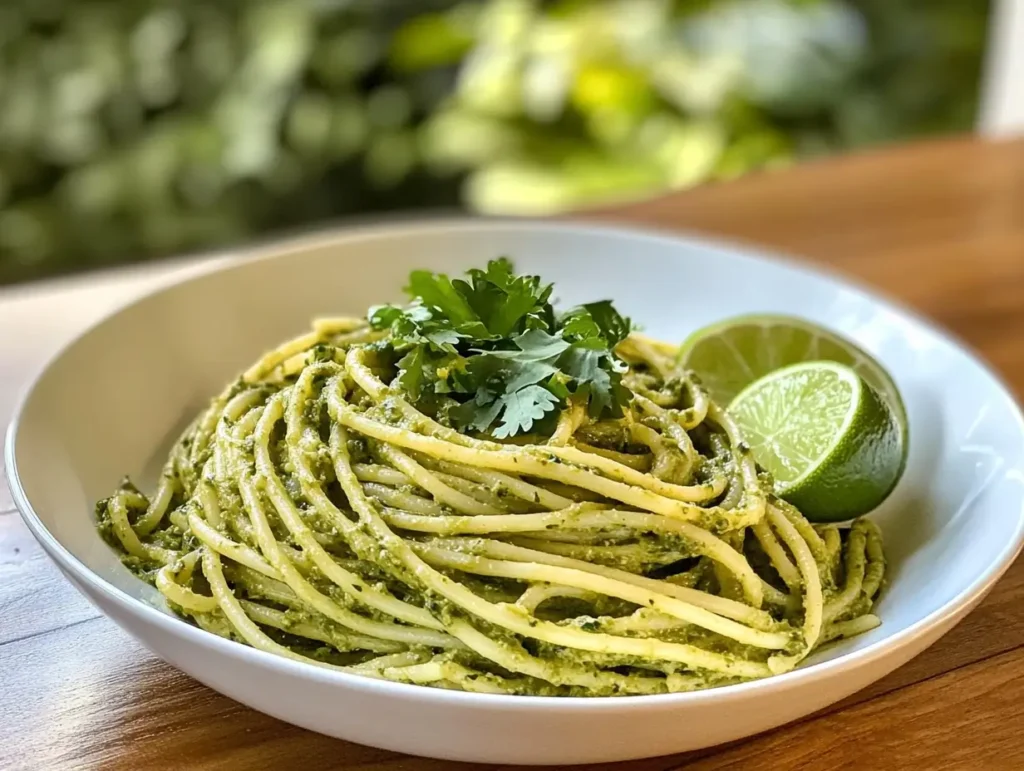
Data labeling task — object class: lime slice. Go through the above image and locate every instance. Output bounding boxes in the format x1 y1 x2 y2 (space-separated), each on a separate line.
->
728 361 903 522
678 314 905 417
678 314 907 475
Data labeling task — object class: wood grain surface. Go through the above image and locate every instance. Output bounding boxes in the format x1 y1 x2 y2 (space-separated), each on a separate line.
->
2 135 1023 770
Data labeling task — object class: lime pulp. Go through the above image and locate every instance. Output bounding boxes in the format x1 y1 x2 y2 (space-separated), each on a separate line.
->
727 361 903 522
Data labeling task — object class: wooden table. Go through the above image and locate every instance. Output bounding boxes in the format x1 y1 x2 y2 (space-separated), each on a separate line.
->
2 136 1023 770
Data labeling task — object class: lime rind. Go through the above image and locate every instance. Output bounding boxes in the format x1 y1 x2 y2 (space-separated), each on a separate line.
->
728 360 903 522
678 313 908 483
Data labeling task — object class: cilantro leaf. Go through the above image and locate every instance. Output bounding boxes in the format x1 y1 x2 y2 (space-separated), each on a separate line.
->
560 309 601 341
493 385 560 438
582 300 632 347
368 304 405 329
560 346 619 417
504 361 560 393
559 346 603 382
406 270 480 326
458 257 554 337
483 329 570 362
451 389 504 433
484 260 554 335
424 328 463 350
562 301 632 347
396 347 430 401
370 258 634 438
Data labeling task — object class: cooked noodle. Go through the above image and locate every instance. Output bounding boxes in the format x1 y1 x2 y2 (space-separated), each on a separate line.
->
96 315 885 696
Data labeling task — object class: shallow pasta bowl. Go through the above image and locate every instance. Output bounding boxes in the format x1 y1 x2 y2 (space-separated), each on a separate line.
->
7 219 1024 765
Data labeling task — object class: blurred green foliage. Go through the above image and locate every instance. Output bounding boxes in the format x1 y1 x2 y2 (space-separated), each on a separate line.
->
0 0 989 284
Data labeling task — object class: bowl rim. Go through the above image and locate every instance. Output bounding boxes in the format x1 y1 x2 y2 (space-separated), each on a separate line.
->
7 215 1024 711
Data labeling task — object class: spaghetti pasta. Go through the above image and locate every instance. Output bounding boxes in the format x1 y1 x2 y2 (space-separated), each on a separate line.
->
96 265 886 697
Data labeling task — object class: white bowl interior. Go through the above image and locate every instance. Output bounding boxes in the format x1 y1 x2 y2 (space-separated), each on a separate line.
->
11 220 1024 679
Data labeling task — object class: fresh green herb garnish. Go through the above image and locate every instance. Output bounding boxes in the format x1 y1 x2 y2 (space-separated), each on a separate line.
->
368 258 632 438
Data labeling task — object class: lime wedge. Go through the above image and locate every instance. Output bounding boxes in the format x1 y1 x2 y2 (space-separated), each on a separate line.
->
728 361 903 522
678 314 905 417
678 314 907 477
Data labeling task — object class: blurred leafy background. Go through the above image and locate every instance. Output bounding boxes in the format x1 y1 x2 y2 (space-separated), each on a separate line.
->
0 0 990 285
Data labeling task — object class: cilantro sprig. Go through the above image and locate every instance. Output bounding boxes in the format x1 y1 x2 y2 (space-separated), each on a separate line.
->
368 258 632 438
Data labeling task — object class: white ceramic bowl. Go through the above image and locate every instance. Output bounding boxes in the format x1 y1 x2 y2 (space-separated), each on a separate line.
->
7 220 1024 765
